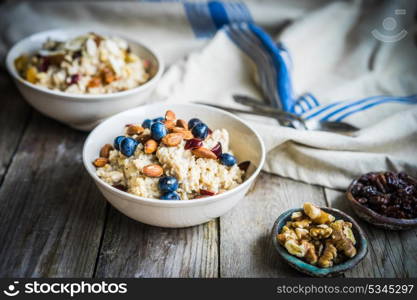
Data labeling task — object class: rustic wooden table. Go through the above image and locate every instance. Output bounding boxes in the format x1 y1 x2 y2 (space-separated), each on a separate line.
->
0 71 416 278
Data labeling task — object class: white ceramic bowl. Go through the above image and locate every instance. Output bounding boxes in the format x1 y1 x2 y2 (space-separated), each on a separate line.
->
5 29 164 131
83 103 265 228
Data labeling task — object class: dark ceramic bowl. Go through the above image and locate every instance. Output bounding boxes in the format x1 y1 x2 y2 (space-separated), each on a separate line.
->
271 207 368 277
346 174 417 230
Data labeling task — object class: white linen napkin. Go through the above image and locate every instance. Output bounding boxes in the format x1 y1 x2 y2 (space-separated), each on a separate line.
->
1 0 417 190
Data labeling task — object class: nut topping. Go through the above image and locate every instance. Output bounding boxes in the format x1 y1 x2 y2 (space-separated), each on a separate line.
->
93 157 109 167
144 139 158 154
163 119 176 130
162 133 183 147
143 164 163 177
99 144 114 158
126 124 144 135
172 127 193 140
165 110 176 121
191 147 217 160
136 133 151 143
176 119 188 130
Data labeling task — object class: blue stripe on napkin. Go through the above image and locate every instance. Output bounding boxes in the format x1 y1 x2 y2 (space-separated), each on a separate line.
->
184 1 252 38
303 95 417 121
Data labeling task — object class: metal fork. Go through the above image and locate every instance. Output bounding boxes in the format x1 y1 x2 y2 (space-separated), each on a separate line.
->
232 95 360 132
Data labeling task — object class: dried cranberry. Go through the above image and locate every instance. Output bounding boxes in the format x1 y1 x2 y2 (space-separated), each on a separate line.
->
39 57 50 72
184 138 202 150
200 190 215 196
238 161 250 172
210 142 222 158
113 184 127 192
208 128 213 135
70 74 80 85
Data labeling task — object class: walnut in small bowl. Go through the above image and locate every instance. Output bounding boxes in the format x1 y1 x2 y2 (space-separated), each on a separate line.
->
271 203 368 277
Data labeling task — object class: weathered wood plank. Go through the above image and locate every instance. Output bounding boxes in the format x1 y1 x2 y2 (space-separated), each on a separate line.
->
219 173 327 277
0 73 31 184
325 189 417 278
95 208 218 278
0 112 107 277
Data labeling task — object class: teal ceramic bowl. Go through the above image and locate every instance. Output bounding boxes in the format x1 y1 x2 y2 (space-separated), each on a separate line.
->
271 207 368 277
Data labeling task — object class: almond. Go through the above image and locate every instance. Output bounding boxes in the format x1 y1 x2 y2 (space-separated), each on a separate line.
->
165 110 176 121
172 127 193 140
144 139 158 154
172 127 186 133
142 164 163 177
181 130 194 140
176 119 188 130
136 133 151 143
126 124 144 135
163 119 175 130
162 133 183 147
99 144 114 158
192 147 217 159
93 157 109 167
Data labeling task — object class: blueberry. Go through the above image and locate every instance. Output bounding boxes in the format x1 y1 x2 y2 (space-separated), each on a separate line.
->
188 118 201 130
151 122 167 141
152 117 164 123
161 192 180 200
158 176 179 193
191 122 209 140
142 119 152 129
114 136 125 150
219 153 237 166
120 137 139 157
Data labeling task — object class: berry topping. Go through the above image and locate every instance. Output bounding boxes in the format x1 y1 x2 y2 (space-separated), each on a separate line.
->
158 176 179 193
191 123 209 140
219 153 237 166
161 192 180 200
114 136 125 150
120 137 138 157
188 118 201 130
151 122 167 141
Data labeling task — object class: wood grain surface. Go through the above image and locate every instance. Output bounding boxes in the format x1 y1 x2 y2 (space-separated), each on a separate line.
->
0 112 107 277
95 208 218 278
0 73 416 278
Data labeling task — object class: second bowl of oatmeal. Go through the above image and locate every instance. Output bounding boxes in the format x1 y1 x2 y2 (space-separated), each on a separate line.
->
6 29 163 131
83 103 265 227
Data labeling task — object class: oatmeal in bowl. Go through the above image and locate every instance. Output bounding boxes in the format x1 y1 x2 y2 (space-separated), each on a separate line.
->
93 109 247 200
14 32 150 94
83 103 265 227
6 29 163 130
